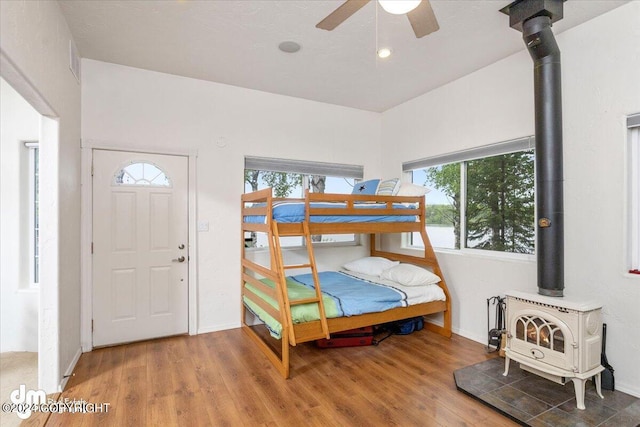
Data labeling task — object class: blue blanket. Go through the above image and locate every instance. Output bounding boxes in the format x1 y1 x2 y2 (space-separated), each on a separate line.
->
290 271 408 316
244 201 417 224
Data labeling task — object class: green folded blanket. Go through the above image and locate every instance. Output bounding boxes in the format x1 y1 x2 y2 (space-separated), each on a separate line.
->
243 277 339 339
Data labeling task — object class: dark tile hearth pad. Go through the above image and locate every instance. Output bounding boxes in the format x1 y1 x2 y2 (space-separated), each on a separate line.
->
454 358 640 427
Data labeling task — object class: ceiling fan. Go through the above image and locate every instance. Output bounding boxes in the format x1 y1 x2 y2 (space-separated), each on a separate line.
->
316 0 439 38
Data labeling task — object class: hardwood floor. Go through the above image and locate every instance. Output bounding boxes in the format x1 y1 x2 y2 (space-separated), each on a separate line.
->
33 327 517 426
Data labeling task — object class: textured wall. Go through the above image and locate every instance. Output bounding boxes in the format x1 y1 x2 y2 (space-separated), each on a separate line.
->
1 0 82 392
81 59 381 335
0 78 40 352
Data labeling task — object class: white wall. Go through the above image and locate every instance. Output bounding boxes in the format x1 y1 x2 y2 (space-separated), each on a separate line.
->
1 1 82 392
381 3 640 396
0 78 40 352
81 59 380 334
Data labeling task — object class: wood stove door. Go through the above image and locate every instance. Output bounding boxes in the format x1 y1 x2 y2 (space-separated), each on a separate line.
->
509 308 576 372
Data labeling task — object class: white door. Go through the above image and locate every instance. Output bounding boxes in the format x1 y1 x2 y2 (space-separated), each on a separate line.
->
92 150 188 347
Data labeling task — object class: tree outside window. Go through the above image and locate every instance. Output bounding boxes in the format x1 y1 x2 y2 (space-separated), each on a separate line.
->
412 149 535 255
244 170 303 197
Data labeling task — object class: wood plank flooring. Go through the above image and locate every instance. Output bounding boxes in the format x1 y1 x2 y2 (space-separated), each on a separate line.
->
33 327 517 426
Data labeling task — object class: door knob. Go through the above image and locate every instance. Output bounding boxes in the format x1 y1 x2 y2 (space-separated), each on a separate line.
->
172 256 186 263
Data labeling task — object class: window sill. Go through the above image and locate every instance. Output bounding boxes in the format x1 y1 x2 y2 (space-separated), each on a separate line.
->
403 245 536 263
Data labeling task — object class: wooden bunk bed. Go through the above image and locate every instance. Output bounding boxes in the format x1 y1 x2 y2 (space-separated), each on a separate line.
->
241 187 452 378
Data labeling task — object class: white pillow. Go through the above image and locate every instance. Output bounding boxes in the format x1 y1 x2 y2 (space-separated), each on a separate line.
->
380 263 441 286
343 257 399 277
397 182 431 197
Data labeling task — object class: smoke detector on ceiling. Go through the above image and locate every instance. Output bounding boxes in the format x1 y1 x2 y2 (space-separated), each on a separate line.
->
278 41 301 53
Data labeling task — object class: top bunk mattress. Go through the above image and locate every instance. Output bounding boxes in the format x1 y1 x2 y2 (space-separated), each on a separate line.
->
243 201 418 224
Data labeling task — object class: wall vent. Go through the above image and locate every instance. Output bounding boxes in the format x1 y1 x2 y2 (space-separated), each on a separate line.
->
69 39 80 83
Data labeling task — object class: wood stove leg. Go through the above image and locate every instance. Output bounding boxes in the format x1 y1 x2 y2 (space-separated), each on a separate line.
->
594 372 604 399
571 378 587 410
503 355 511 376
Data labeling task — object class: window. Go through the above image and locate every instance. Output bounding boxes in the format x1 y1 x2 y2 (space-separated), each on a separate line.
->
628 114 640 273
403 137 535 255
25 142 39 286
244 156 363 248
114 161 171 187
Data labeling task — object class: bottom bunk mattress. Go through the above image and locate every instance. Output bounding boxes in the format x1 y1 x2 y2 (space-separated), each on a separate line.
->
243 270 446 339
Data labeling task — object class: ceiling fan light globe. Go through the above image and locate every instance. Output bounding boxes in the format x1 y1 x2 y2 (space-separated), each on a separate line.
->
377 48 392 58
378 0 421 15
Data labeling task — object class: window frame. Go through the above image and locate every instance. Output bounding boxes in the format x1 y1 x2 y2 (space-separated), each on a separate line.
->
244 156 364 249
402 137 536 260
25 142 39 287
628 114 640 274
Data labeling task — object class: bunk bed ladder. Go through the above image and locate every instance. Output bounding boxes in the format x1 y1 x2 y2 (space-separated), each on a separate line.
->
271 221 330 346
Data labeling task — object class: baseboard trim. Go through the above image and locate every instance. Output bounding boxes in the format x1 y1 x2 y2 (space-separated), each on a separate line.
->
197 322 240 335
453 328 487 346
58 347 82 392
615 382 640 399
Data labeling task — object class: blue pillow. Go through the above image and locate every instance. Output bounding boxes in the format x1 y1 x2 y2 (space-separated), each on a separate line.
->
352 179 380 195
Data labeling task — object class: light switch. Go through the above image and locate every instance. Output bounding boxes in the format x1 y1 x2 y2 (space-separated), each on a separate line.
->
197 221 209 232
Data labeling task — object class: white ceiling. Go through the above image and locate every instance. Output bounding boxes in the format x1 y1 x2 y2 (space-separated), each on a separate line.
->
58 0 628 112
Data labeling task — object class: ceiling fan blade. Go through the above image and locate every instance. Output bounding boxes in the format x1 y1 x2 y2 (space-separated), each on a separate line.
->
316 0 371 31
407 0 439 38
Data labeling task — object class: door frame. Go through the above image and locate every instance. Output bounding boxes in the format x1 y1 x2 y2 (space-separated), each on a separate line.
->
80 140 198 352
1 50 61 393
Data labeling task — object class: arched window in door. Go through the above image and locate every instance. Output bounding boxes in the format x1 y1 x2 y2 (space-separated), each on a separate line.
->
113 161 171 187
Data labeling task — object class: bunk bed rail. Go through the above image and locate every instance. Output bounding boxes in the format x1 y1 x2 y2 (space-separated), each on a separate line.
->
304 191 425 220
242 190 427 236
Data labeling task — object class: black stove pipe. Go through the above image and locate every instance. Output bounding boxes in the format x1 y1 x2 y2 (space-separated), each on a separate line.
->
524 15 564 297
501 1 565 297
